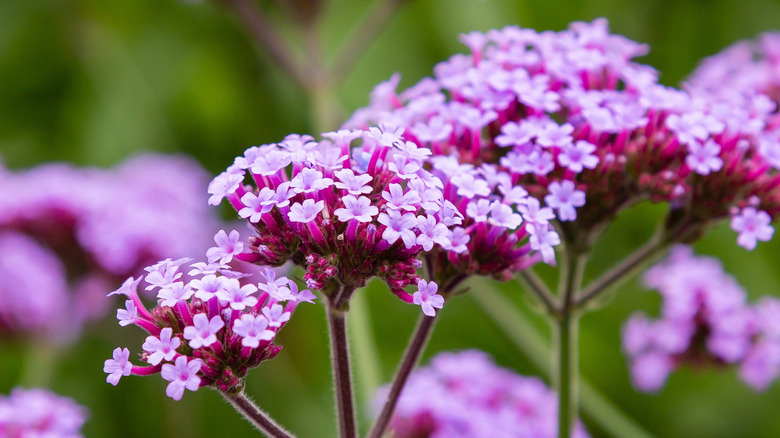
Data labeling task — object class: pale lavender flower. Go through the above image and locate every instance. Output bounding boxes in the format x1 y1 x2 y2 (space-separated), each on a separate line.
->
335 195 379 223
104 347 133 386
143 327 181 366
161 356 203 401
232 314 275 348
544 180 585 222
412 279 444 317
377 210 418 248
334 168 374 195
117 300 138 327
685 139 723 175
183 313 225 349
290 168 334 193
216 278 259 310
731 207 774 250
557 141 599 173
157 282 194 308
288 199 326 223
262 304 291 328
206 230 244 265
416 215 450 251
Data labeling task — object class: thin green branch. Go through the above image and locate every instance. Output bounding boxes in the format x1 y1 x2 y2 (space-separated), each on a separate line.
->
215 0 307 88
220 390 296 438
329 0 410 86
517 269 559 316
368 313 438 438
471 283 654 438
575 233 668 309
326 303 358 438
556 253 587 438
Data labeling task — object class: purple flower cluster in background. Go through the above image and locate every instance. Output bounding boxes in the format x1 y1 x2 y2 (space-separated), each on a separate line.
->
0 154 218 342
622 246 780 391
374 350 589 438
688 31 780 107
104 229 315 400
0 387 88 437
345 19 780 250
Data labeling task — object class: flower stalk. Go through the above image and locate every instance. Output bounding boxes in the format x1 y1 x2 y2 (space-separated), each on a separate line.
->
368 313 438 438
220 389 295 438
555 250 586 438
326 289 358 438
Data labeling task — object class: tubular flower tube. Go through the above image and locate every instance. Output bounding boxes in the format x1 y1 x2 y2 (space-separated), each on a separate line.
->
0 154 220 342
103 230 315 400
345 19 780 251
210 127 466 310
0 387 89 437
622 246 780 391
373 350 589 438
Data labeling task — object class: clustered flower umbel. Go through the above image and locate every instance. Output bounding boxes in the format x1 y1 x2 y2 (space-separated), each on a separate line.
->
104 229 315 400
622 246 780 392
345 19 780 252
0 154 219 342
687 31 780 107
210 125 560 315
0 387 88 437
374 350 589 438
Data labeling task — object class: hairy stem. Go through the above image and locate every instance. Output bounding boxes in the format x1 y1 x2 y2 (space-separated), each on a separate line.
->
326 293 358 438
220 390 295 438
368 275 465 438
368 313 438 438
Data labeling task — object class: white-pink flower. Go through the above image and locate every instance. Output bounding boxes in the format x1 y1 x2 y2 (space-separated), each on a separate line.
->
232 314 275 348
183 313 225 349
104 347 132 386
413 279 444 317
143 327 181 365
544 180 585 221
731 207 774 250
334 195 379 222
161 356 202 401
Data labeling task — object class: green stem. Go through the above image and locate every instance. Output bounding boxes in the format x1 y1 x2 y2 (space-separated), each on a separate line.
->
326 294 358 438
368 313 438 438
220 390 296 438
517 269 559 316
471 283 654 438
575 229 671 309
556 253 586 438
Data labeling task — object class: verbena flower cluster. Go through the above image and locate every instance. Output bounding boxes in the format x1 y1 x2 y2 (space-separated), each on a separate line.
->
346 19 780 251
0 154 218 342
0 387 88 437
622 246 780 391
688 31 780 106
210 125 560 314
104 229 315 400
373 350 589 438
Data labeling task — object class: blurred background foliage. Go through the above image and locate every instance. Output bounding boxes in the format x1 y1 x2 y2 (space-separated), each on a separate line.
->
2 0 780 436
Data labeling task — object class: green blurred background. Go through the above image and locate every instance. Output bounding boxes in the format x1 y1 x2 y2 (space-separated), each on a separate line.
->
3 0 780 436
